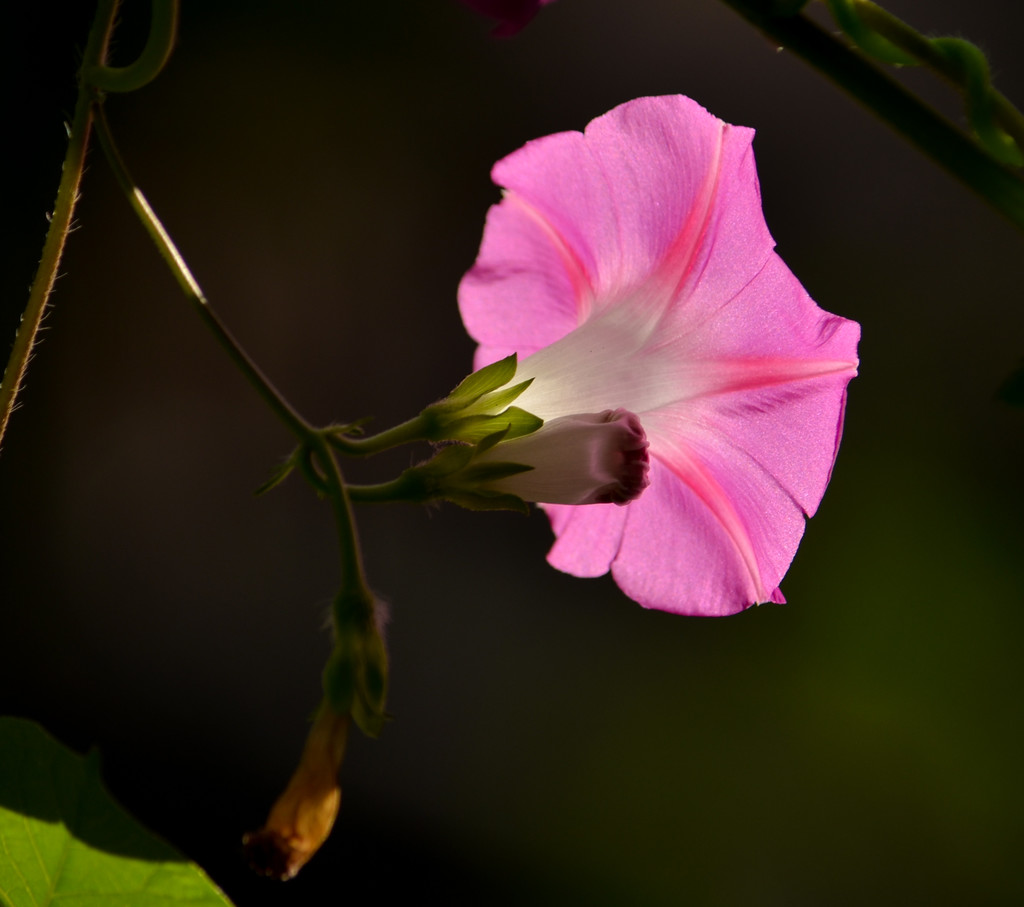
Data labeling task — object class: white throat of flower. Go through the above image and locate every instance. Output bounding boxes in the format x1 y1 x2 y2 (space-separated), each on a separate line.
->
511 297 684 422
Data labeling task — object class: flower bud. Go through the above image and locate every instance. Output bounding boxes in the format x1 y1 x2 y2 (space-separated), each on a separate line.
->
243 705 349 880
476 408 650 505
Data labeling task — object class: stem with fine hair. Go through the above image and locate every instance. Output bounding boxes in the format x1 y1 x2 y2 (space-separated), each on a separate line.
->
0 0 120 451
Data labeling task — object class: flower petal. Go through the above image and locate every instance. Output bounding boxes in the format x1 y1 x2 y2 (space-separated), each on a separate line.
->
546 452 798 616
460 187 588 370
609 459 769 615
458 95 775 369
543 501 629 578
656 253 860 515
458 95 860 616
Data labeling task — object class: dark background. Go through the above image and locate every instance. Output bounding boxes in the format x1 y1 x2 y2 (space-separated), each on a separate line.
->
3 1 1023 904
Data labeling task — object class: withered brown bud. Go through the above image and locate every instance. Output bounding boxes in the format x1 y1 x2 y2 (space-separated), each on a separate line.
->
243 705 349 880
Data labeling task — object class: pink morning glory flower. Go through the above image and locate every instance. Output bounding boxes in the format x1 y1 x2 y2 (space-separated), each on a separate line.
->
458 95 860 616
459 0 555 36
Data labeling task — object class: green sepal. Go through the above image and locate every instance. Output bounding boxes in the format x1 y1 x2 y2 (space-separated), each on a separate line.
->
441 406 543 443
322 640 389 738
470 378 534 413
460 461 535 483
350 626 390 738
416 355 543 444
442 490 531 514
416 443 475 477
254 453 298 496
443 353 518 406
324 591 389 739
322 646 356 716
424 359 530 419
476 426 512 454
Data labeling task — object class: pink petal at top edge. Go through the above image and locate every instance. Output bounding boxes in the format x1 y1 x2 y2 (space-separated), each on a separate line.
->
458 185 586 358
464 96 775 345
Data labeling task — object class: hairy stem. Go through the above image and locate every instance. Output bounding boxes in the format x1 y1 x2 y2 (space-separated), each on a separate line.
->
86 0 180 93
0 0 120 450
328 413 433 456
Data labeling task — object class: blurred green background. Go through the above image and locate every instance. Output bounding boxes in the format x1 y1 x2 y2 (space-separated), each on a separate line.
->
3 1 1023 904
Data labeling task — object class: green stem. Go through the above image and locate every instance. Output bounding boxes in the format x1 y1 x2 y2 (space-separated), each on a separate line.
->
346 476 422 504
0 0 121 451
829 0 1024 165
91 104 315 443
328 413 433 456
91 90 378 646
313 439 375 611
86 0 180 93
719 0 1024 229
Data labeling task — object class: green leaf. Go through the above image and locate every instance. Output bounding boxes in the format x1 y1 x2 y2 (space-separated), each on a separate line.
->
0 717 233 907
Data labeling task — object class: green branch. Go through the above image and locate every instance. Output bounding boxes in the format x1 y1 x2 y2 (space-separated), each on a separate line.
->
827 0 1024 166
719 0 1024 229
92 86 387 736
86 0 180 93
92 104 314 443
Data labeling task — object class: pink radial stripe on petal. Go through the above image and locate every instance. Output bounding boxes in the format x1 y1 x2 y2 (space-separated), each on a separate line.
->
611 460 763 616
481 97 772 309
653 440 769 605
653 116 725 299
657 123 775 333
671 254 860 366
654 427 812 602
459 199 583 361
678 355 859 400
504 192 595 322
654 370 856 520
